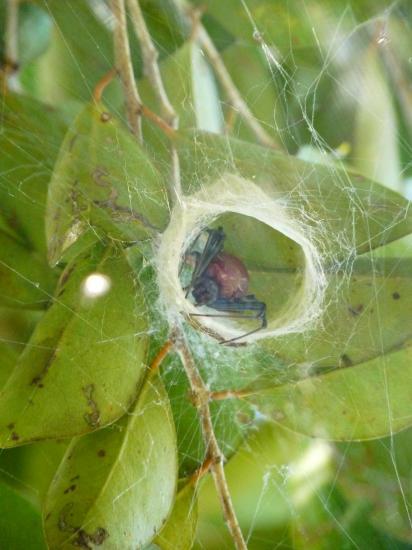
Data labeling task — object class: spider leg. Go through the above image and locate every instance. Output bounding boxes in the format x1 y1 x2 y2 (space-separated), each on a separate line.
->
196 295 267 344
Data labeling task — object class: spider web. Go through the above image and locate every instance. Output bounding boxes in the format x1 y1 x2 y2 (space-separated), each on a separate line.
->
0 0 411 549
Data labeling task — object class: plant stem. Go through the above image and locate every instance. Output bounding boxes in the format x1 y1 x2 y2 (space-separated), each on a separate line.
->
127 0 182 201
111 0 143 141
175 332 248 550
127 0 177 128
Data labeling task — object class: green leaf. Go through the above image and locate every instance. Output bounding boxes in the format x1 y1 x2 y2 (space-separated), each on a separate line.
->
31 0 185 107
153 482 198 550
259 257 412 368
44 375 177 549
338 427 412 543
18 3 53 65
0 440 68 505
177 131 412 254
352 49 401 192
0 229 56 309
0 480 46 550
140 42 223 132
0 343 18 389
248 345 412 440
221 42 282 144
0 245 149 446
46 102 169 265
32 0 122 106
0 93 67 254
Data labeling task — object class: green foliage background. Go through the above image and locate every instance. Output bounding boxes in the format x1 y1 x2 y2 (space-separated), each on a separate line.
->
0 0 412 548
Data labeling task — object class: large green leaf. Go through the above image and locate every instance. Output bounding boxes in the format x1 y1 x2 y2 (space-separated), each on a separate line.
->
0 93 67 254
176 131 412 254
44 375 177 549
46 102 169 265
259 256 412 368
247 345 412 440
0 245 148 446
31 0 185 107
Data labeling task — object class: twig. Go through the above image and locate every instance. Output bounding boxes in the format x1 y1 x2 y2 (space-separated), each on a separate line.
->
126 0 177 128
127 0 182 202
175 332 247 550
196 25 280 150
111 0 143 141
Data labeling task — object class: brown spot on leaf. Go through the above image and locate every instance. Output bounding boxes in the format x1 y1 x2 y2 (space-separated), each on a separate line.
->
392 291 400 300
83 384 101 428
348 304 364 316
97 449 106 457
92 167 110 188
100 112 111 122
11 432 19 441
6 423 14 430
340 354 352 367
74 527 109 549
64 484 77 494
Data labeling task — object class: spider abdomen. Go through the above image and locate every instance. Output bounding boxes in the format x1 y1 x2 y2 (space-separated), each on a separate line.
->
206 252 249 299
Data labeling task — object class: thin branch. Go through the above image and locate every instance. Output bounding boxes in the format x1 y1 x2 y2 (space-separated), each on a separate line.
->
111 0 143 141
196 25 280 150
127 0 182 202
175 331 247 550
127 0 177 128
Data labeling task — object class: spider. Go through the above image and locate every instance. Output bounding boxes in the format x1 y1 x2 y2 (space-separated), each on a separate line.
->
181 226 267 344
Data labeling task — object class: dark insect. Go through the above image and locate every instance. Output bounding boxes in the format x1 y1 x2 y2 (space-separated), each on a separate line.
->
182 226 267 344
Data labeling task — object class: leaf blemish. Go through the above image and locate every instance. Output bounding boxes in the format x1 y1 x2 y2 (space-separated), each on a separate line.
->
341 354 353 367
63 484 77 494
100 112 111 122
348 304 364 316
11 432 19 441
6 423 14 430
83 384 101 428
392 291 400 300
97 449 106 457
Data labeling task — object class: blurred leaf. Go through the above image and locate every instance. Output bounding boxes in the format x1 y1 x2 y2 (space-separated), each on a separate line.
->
32 0 122 106
0 439 68 505
248 345 412 440
177 131 412 255
291 481 408 550
46 102 169 266
221 41 282 144
260 256 412 368
0 480 46 550
44 375 177 549
141 41 223 130
0 1 52 67
338 427 412 544
153 482 198 550
18 2 53 65
352 48 401 192
0 93 67 254
197 422 332 545
31 0 185 108
0 245 148 446
0 343 18 389
0 229 56 309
